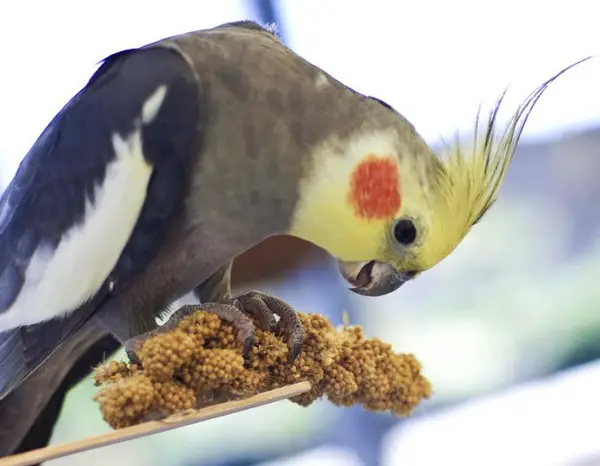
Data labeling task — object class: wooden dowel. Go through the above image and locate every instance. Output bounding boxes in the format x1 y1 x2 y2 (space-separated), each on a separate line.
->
0 381 311 466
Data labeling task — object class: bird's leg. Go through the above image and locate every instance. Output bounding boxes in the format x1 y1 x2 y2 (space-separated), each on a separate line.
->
95 300 160 365
194 262 305 362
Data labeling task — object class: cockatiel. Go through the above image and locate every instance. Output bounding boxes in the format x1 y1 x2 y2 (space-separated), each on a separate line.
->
0 19 585 402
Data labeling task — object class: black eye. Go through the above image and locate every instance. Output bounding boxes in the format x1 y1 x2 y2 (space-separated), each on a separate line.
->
393 218 417 246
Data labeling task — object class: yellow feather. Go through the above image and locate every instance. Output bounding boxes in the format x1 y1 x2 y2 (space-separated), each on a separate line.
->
289 128 402 262
419 57 592 271
290 57 591 274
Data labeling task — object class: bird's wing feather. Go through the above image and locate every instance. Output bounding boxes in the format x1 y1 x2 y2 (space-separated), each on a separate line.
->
0 44 202 399
0 293 108 402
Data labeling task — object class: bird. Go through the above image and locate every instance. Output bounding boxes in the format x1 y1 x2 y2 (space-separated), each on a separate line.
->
0 19 586 409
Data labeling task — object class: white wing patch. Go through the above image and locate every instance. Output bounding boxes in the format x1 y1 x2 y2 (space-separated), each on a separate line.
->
142 85 167 124
0 86 167 331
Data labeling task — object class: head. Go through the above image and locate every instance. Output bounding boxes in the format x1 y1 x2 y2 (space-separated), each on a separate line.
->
290 60 584 296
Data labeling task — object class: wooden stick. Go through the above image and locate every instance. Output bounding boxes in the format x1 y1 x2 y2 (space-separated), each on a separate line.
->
0 381 311 466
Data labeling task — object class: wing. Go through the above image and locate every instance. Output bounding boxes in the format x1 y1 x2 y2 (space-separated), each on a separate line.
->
0 44 202 399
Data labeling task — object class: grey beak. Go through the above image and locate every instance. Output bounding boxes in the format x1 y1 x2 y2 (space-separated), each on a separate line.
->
337 260 415 297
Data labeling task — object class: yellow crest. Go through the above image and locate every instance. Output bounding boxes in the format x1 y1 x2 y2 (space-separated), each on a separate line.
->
419 57 591 271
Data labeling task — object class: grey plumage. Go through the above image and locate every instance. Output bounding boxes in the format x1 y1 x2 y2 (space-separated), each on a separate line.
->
0 19 405 404
92 21 397 343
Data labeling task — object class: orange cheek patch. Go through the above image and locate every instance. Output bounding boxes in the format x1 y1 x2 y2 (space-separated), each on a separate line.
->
348 155 401 220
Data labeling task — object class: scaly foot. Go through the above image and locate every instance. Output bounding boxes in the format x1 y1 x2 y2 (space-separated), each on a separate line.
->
124 293 304 365
229 290 305 363
124 302 255 364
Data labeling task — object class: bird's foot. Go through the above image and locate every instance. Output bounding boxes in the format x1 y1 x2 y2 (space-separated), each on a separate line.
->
124 293 304 365
122 304 245 364
221 290 305 363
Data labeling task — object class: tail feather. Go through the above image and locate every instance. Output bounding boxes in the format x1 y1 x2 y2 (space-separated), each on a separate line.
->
0 292 108 400
0 329 28 398
0 322 118 456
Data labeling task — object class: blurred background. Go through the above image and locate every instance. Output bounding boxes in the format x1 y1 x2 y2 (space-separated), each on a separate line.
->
0 1 599 465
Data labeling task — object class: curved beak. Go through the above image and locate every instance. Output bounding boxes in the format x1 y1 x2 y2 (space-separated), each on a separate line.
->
337 260 414 297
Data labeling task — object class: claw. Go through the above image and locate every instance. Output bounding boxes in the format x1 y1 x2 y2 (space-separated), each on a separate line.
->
126 348 142 365
235 290 305 363
288 340 303 364
242 334 254 357
201 302 257 353
275 318 304 364
124 334 151 366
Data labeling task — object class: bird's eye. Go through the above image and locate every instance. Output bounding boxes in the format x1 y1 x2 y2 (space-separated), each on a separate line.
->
393 218 417 246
